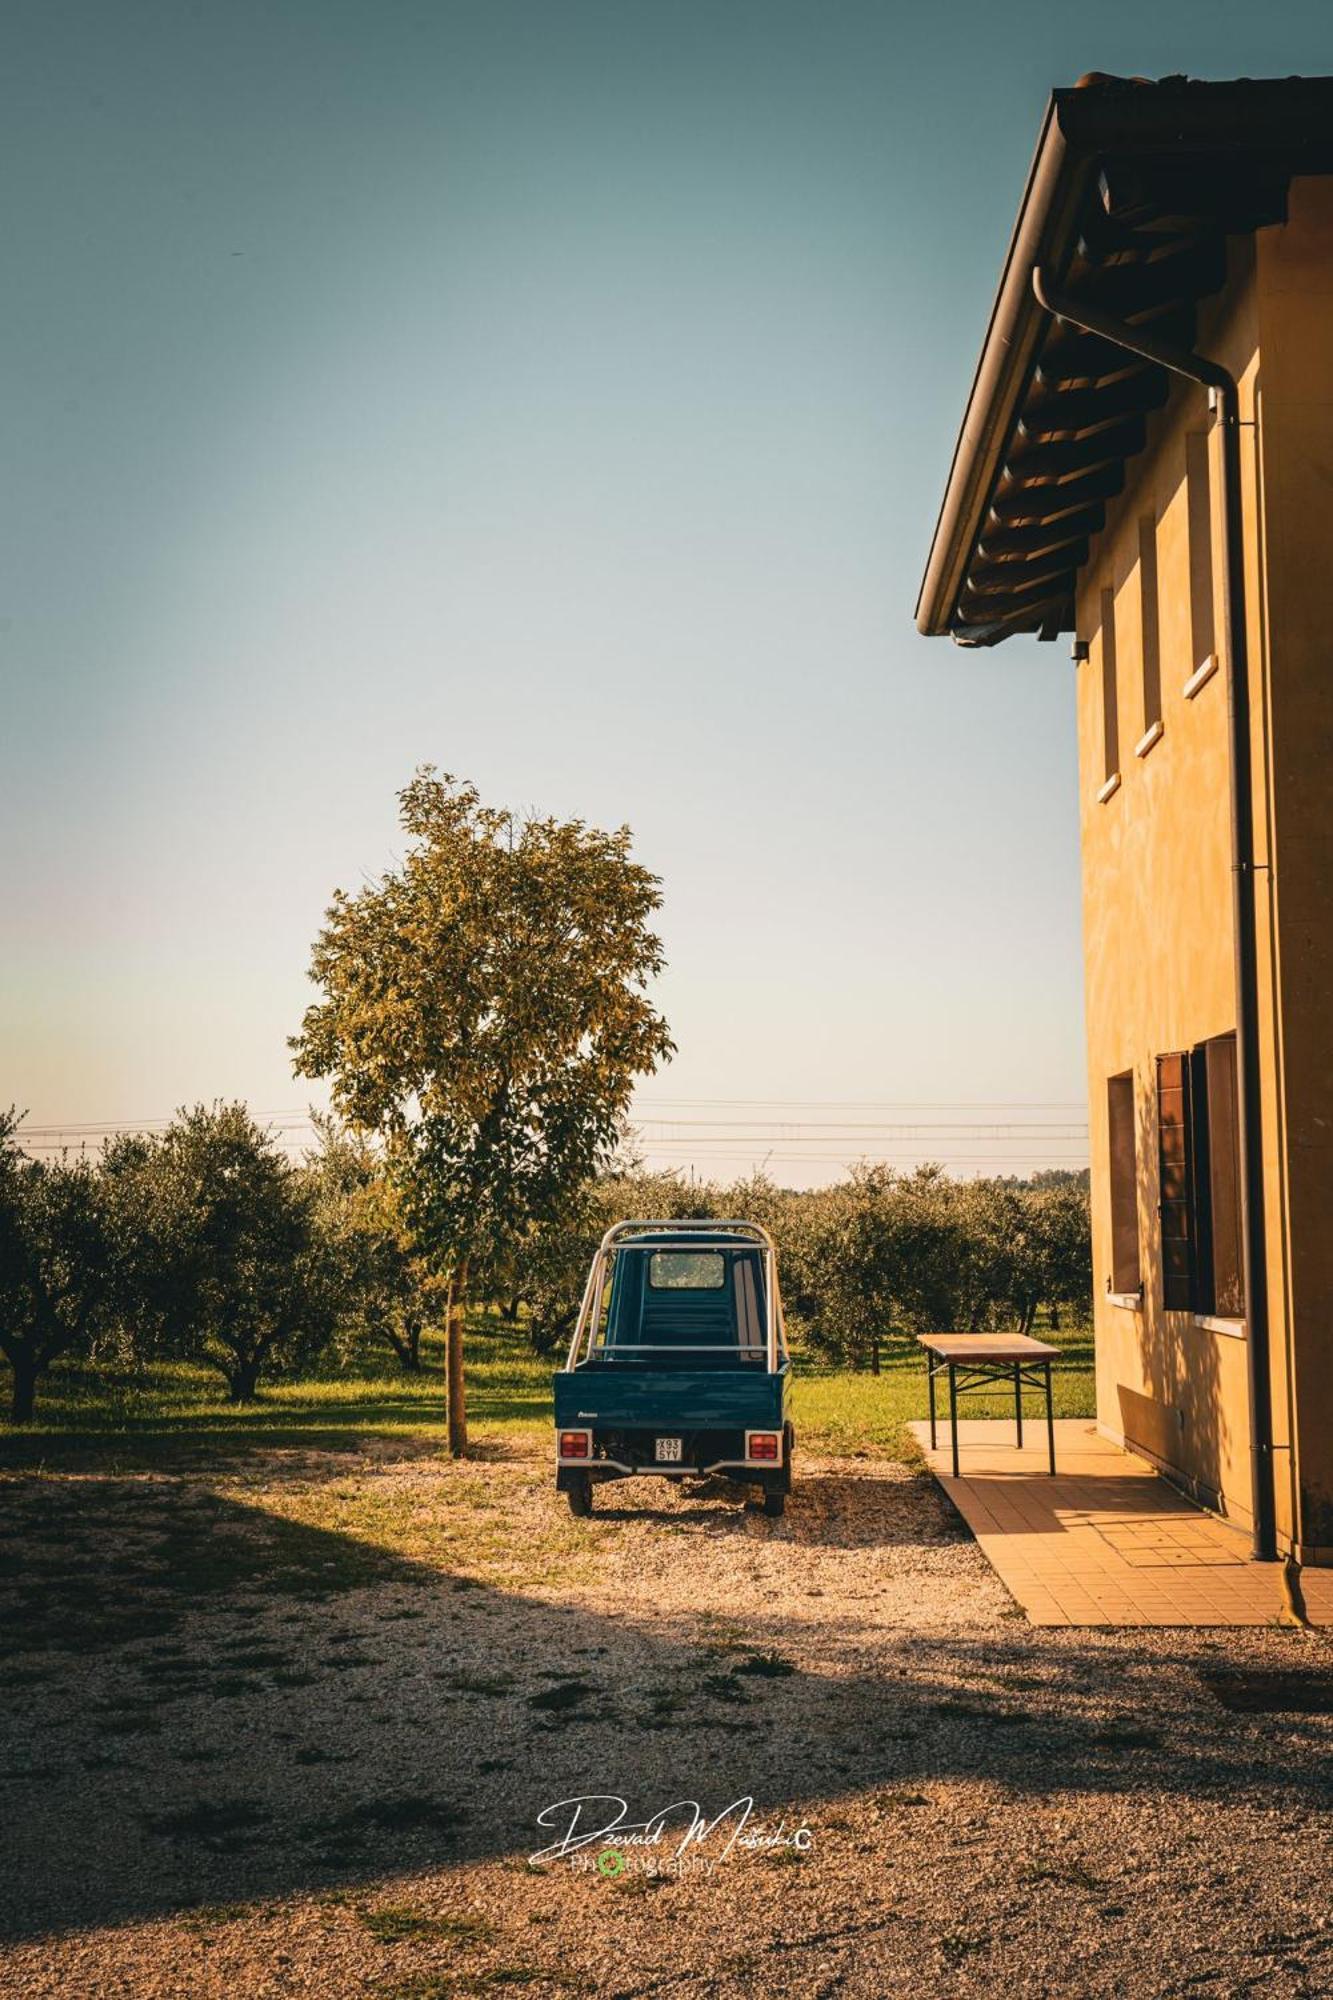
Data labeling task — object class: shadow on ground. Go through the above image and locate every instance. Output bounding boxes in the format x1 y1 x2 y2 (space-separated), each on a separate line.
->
2 1463 1331 1943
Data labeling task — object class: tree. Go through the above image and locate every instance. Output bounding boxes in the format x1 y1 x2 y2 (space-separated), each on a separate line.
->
105 1104 337 1402
1026 1176 1093 1328
305 1120 435 1373
954 1177 1026 1332
291 769 674 1453
0 1113 112 1423
785 1166 967 1364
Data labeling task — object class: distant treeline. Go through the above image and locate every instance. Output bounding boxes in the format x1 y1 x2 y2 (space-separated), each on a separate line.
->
0 1103 1090 1422
507 1161 1092 1368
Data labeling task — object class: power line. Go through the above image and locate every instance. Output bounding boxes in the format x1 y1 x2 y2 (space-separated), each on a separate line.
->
16 1096 1088 1132
21 1114 1089 1139
15 1099 1090 1179
630 1121 1087 1136
624 1104 1080 1120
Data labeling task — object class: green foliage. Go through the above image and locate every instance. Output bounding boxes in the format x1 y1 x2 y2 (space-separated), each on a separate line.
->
0 1308 1096 1463
501 1160 1091 1368
0 1092 1091 1428
291 770 674 1276
290 769 675 1450
101 1103 339 1402
776 1165 1091 1363
0 1110 113 1421
303 1119 436 1373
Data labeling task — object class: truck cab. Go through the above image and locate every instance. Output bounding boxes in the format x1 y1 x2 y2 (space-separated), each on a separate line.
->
553 1220 793 1517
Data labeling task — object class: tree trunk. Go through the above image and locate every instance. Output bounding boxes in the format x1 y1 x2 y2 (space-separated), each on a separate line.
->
387 1320 423 1372
500 1295 522 1325
10 1352 39 1424
870 1337 881 1377
229 1354 262 1403
445 1261 469 1456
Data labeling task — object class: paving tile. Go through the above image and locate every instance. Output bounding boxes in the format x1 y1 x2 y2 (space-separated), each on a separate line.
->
906 1418 1332 1632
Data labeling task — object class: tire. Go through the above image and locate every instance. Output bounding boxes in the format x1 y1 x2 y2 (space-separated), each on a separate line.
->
566 1474 594 1518
762 1490 785 1518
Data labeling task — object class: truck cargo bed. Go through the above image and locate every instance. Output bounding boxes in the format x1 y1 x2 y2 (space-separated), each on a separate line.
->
554 1363 787 1431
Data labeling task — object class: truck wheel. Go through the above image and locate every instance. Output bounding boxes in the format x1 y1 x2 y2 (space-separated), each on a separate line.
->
762 1490 785 1519
567 1474 594 1518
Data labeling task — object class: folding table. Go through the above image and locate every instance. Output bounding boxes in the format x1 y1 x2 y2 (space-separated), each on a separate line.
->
918 1332 1060 1478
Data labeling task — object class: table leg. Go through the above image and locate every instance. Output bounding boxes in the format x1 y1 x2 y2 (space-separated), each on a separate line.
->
949 1364 959 1480
1045 1361 1056 1476
927 1355 937 1451
1014 1361 1023 1449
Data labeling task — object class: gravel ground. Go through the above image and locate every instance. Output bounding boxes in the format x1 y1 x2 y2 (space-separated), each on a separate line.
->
3 1440 1333 1998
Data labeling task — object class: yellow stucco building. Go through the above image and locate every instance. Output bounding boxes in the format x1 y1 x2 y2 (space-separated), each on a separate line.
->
918 76 1333 1562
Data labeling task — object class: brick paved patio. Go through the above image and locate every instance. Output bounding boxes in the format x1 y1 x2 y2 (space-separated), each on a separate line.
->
908 1417 1333 1627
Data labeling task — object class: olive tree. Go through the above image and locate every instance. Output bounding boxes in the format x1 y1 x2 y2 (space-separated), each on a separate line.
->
305 1120 436 1373
787 1166 968 1364
291 769 674 1453
0 1112 113 1422
1024 1174 1093 1328
104 1103 337 1402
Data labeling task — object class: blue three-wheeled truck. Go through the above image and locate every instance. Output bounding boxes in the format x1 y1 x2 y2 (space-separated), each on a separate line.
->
553 1220 793 1517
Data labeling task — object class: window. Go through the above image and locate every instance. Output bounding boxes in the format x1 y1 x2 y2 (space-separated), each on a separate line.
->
1199 1037 1244 1315
1155 1036 1244 1316
1107 1071 1141 1294
1138 514 1162 737
1186 430 1216 676
735 1256 765 1355
1100 586 1120 784
648 1251 725 1290
1156 1053 1193 1308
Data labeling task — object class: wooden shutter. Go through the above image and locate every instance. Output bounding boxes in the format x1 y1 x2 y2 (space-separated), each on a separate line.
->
1157 1053 1194 1310
1206 1035 1244 1315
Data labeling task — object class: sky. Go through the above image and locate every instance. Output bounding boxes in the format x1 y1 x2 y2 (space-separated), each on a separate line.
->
5 1 1331 1184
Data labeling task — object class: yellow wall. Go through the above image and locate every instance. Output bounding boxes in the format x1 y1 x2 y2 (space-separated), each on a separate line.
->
1074 186 1333 1554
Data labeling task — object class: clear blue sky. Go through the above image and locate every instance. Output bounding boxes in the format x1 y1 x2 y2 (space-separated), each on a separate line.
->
5 2 1330 1181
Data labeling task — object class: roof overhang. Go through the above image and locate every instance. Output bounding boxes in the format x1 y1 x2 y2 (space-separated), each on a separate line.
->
915 74 1333 646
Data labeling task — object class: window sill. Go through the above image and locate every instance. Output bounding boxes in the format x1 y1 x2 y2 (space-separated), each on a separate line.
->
1096 772 1122 804
1135 720 1164 758
1107 1290 1143 1311
1184 654 1219 700
1193 1313 1246 1339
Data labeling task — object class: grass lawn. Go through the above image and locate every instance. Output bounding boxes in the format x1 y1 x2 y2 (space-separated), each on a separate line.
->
0 1313 1094 1467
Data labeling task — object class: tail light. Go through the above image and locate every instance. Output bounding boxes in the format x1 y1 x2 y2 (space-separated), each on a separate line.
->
559 1430 591 1459
747 1431 780 1462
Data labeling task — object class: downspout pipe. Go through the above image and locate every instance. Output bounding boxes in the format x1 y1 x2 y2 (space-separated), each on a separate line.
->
1032 269 1278 1563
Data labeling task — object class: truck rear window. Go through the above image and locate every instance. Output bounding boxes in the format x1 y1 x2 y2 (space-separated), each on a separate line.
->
648 1251 726 1290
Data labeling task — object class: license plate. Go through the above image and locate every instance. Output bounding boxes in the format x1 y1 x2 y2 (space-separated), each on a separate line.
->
655 1437 683 1462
